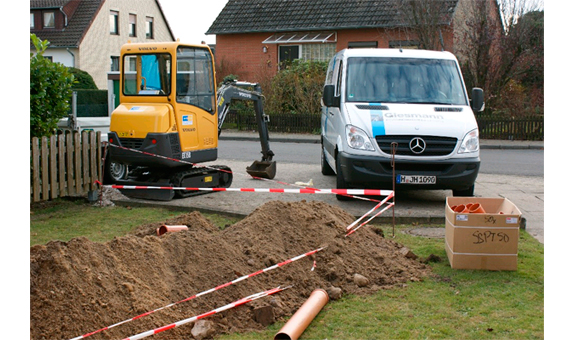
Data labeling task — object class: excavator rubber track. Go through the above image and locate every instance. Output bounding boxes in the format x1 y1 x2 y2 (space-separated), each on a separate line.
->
173 165 233 198
116 165 233 201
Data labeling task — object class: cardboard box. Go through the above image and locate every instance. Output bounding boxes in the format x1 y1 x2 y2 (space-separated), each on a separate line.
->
445 197 522 271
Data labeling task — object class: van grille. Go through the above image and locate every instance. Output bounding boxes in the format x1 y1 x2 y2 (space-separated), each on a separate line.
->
376 135 457 156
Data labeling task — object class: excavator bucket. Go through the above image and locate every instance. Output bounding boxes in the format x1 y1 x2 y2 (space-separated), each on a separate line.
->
246 160 276 179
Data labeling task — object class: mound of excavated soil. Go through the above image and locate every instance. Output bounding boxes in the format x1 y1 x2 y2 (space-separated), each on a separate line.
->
30 200 430 340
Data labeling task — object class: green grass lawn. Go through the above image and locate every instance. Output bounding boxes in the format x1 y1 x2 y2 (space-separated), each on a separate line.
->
30 198 544 339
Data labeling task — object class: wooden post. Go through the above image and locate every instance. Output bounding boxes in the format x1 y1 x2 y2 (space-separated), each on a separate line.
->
58 134 67 196
41 136 49 200
66 132 75 195
82 132 89 192
49 135 58 199
31 137 40 202
74 132 82 194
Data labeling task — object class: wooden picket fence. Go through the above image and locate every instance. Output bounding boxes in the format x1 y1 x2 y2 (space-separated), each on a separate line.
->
30 131 102 202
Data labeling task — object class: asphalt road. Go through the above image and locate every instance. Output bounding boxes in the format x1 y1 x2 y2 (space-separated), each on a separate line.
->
217 140 544 177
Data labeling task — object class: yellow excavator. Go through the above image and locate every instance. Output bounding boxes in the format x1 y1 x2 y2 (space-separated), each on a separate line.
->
107 41 276 200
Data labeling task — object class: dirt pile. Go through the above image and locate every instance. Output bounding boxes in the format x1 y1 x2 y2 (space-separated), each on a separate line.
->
30 200 430 339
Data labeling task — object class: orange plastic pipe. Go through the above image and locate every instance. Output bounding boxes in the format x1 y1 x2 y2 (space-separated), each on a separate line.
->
469 203 486 214
274 289 329 340
156 225 188 236
453 204 470 213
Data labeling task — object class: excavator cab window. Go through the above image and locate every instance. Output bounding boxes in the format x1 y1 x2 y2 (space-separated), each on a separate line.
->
175 47 215 113
123 53 171 96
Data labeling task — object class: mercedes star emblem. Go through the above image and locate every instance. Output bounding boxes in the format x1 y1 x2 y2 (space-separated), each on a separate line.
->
409 137 426 154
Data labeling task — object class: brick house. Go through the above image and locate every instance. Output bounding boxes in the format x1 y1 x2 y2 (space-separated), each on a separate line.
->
30 0 175 89
206 0 501 83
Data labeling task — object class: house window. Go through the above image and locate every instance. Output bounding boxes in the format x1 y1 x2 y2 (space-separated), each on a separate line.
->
30 13 35 29
279 45 299 66
301 43 336 62
129 14 137 37
146 17 154 39
43 12 55 28
110 56 120 72
110 10 119 35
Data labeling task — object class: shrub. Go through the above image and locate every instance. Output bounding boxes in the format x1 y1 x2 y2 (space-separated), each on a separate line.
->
266 60 328 115
30 34 74 138
68 67 98 89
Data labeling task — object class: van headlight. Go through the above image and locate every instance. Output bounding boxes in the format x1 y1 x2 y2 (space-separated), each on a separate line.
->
458 129 479 153
346 125 375 151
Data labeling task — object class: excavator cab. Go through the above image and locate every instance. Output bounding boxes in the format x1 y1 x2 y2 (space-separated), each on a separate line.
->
107 42 275 200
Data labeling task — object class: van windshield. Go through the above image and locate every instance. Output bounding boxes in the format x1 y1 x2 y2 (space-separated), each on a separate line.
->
345 57 467 105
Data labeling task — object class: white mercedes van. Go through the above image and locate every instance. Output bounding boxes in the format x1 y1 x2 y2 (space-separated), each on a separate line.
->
321 48 484 199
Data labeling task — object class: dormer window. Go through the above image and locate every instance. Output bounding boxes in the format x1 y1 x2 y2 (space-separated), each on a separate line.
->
43 12 55 28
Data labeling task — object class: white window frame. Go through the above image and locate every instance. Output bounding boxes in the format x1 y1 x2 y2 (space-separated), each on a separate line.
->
43 11 55 28
146 16 154 39
110 10 119 35
129 14 137 37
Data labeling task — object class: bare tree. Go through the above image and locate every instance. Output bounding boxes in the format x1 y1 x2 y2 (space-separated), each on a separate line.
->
456 0 503 96
496 0 544 88
396 0 453 50
457 0 543 115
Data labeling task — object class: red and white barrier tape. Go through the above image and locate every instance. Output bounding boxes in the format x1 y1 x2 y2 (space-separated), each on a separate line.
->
346 192 394 231
346 203 395 237
69 248 322 340
121 286 290 340
107 143 382 202
111 184 393 197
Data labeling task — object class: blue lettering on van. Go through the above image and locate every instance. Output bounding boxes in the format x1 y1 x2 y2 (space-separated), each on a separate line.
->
370 103 386 136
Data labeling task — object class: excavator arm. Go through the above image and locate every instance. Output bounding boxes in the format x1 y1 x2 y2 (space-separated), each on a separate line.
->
217 81 276 179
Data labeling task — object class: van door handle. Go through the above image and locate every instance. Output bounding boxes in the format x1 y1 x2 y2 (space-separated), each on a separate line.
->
328 110 334 116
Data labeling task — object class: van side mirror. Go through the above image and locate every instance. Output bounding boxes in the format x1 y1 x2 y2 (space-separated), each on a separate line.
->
323 85 340 107
471 88 485 112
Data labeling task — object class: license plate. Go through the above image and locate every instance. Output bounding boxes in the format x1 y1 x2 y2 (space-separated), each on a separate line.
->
396 175 436 184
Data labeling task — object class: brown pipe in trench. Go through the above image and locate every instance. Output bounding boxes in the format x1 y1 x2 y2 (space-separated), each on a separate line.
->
156 225 188 236
274 289 329 340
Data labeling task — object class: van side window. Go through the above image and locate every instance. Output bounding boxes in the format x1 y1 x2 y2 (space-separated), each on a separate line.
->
335 60 343 97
